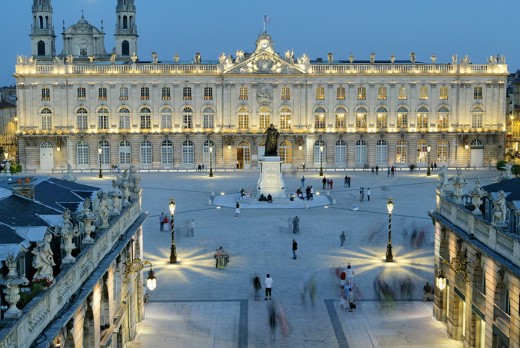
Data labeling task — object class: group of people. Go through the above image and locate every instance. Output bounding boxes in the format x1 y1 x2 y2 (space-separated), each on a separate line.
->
339 264 355 312
359 187 371 202
196 163 206 171
322 177 333 189
252 274 274 301
214 247 230 269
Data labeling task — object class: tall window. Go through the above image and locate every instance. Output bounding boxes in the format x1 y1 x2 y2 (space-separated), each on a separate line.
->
121 40 130 56
183 87 192 100
161 140 173 164
316 86 325 100
377 86 387 100
259 107 270 130
437 106 450 129
204 87 213 100
396 139 407 162
376 140 387 163
41 107 52 130
279 140 292 164
314 140 325 165
203 140 215 167
202 107 214 129
416 106 429 128
335 140 346 165
98 87 107 101
160 107 173 129
337 86 346 100
419 85 428 100
140 107 151 129
77 87 86 101
41 88 50 101
37 40 46 56
397 106 409 128
355 140 367 164
76 107 88 130
314 107 326 129
376 106 387 128
357 87 366 100
161 87 171 100
281 86 290 101
182 106 193 129
355 107 367 129
99 140 110 165
279 107 292 130
77 141 89 165
119 107 130 130
417 139 428 162
98 107 109 130
119 141 131 164
439 86 449 100
474 86 483 100
238 107 249 129
182 140 194 165
238 141 251 166
472 106 484 128
437 139 448 162
335 107 346 129
140 140 152 164
140 87 150 100
239 86 248 100
398 86 407 100
120 87 129 100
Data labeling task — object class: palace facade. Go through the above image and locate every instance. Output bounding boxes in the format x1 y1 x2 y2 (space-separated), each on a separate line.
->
15 0 508 172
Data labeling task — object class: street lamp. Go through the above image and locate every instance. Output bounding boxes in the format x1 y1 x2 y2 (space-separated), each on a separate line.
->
436 269 446 291
426 145 431 176
209 145 214 177
385 197 394 262
123 258 157 291
168 198 177 264
319 145 324 176
98 147 103 178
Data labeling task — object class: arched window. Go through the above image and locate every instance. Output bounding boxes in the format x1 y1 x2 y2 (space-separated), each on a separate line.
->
357 87 366 100
203 140 215 167
417 139 428 162
314 106 326 130
161 140 173 164
437 106 450 129
140 140 152 164
355 107 367 129
37 40 46 56
355 140 367 164
335 106 347 129
182 106 193 129
76 107 88 130
335 139 346 165
279 140 292 164
397 106 408 129
98 107 109 130
160 106 173 129
77 141 89 165
41 107 52 130
238 141 251 166
396 139 407 163
472 106 484 128
140 107 152 129
202 107 214 129
182 140 194 165
237 106 250 130
314 140 325 165
471 139 484 148
98 140 110 165
437 139 448 162
376 140 387 163
119 141 131 165
279 107 292 130
416 106 429 129
119 107 130 130
123 16 128 29
259 107 270 130
376 106 387 128
121 40 130 56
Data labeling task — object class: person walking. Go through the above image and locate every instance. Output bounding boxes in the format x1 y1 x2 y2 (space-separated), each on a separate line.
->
301 175 305 188
346 263 354 286
330 178 334 189
189 219 195 237
359 187 364 202
347 287 355 312
159 212 165 231
367 187 371 201
340 231 346 247
264 274 273 300
235 201 240 217
293 216 300 234
322 176 327 189
253 276 262 300
292 239 298 259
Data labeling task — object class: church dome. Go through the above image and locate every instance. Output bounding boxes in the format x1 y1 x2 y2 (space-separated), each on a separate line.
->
61 15 107 58
63 15 102 35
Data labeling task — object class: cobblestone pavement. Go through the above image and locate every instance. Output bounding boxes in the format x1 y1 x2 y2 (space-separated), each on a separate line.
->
73 167 493 347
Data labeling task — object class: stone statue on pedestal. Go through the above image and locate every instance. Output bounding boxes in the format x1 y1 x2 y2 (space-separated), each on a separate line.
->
32 231 55 281
264 124 279 156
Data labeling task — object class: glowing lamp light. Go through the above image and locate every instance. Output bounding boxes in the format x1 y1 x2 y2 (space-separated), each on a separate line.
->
146 269 157 291
168 198 176 215
387 197 394 214
436 272 446 290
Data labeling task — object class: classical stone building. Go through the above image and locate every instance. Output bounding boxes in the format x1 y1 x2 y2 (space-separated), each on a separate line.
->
430 170 520 347
0 169 149 347
15 0 508 172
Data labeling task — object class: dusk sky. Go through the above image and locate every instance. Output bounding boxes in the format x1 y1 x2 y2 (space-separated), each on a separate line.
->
1 0 519 86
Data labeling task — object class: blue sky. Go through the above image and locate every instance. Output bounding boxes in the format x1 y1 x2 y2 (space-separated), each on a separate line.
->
1 0 518 85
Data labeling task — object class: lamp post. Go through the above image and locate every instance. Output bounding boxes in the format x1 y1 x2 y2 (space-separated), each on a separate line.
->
436 269 446 291
319 145 324 176
385 197 394 262
426 145 431 176
168 198 177 263
209 145 214 177
98 147 103 178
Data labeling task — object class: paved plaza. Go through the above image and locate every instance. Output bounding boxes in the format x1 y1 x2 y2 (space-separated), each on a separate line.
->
69 167 497 347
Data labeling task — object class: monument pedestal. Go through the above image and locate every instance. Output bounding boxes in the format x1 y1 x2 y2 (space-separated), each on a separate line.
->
257 156 285 199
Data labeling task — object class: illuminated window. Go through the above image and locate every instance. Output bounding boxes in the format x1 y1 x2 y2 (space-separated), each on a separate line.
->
98 140 110 165
439 86 449 100
314 106 326 129
279 140 292 164
335 107 347 129
202 107 214 129
377 86 387 100
140 140 152 164
98 107 109 130
472 106 484 128
474 87 483 100
119 107 130 130
419 85 428 100
204 87 213 100
398 86 407 100
140 87 150 100
281 86 290 100
98 87 107 101
77 141 89 165
77 87 86 100
279 107 292 130
238 141 251 166
437 106 450 129
140 107 151 129
237 106 249 129
182 106 193 129
119 141 131 164
41 88 50 101
355 107 367 128
336 86 346 100
183 87 192 100
396 139 407 162
316 86 325 100
376 106 387 128
76 107 88 130
239 86 248 100
397 106 409 129
160 106 172 129
357 87 366 100
416 139 428 162
120 87 129 100
41 107 52 130
259 107 271 130
162 87 171 100
314 140 325 164
416 106 429 128
437 139 448 162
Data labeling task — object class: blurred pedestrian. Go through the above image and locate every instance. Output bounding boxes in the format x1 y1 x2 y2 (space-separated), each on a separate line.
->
346 263 354 286
235 201 240 217
293 216 300 234
265 274 273 300
367 187 371 201
292 239 298 259
159 212 165 231
340 231 346 247
253 276 262 300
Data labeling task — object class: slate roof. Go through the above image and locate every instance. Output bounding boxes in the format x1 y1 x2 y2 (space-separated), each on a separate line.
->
482 178 520 202
0 223 24 244
0 195 59 227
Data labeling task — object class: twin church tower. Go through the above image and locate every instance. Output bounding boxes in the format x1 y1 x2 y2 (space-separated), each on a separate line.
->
30 0 138 60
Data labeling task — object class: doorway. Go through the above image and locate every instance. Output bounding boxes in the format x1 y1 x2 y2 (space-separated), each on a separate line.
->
40 142 54 171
